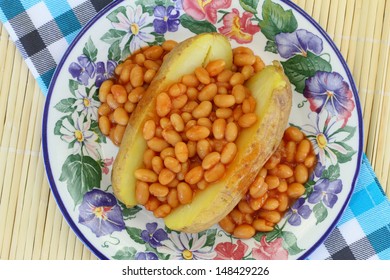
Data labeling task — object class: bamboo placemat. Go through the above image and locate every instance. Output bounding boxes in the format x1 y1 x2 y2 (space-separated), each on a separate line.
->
0 0 389 260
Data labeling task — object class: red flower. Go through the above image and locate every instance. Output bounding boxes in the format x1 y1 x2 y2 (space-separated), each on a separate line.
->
218 8 260 44
252 236 288 260
102 157 114 175
214 240 248 260
182 0 232 24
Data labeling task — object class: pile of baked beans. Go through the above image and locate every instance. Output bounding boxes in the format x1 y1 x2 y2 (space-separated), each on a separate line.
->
219 126 316 239
97 41 316 237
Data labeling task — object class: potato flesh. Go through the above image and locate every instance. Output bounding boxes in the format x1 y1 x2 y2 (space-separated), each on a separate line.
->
112 33 233 207
164 65 292 232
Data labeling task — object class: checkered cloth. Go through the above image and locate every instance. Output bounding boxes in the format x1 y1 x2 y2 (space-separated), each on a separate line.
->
1 0 389 260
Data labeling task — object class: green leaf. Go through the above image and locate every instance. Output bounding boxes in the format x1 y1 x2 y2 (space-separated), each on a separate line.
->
281 51 332 93
54 116 69 136
108 40 121 63
180 14 217 34
304 179 316 197
240 0 260 14
259 0 298 41
281 231 304 255
69 80 79 96
330 142 356 163
322 164 340 181
83 37 98 62
203 228 217 248
101 29 127 44
59 154 102 206
265 227 282 243
90 120 107 144
106 6 127 23
313 202 328 225
144 243 170 260
150 32 165 46
126 227 145 244
54 98 76 113
122 37 132 60
265 40 278 53
121 205 142 220
112 246 137 260
329 125 356 142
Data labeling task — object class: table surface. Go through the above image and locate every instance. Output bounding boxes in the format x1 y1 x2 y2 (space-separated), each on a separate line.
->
0 0 389 260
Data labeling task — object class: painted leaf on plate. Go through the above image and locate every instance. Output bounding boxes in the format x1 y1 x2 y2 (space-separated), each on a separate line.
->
240 0 260 14
112 246 137 260
281 231 305 255
83 37 98 63
180 14 217 34
313 202 328 225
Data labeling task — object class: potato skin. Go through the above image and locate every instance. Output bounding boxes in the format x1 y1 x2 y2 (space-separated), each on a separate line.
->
112 33 232 207
164 65 292 232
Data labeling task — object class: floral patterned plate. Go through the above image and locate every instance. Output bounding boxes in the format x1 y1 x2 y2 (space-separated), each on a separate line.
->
42 0 363 260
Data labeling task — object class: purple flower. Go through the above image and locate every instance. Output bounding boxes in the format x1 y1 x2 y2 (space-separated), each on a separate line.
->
141 223 168 248
287 198 312 226
308 178 342 208
135 252 159 260
275 29 323 59
69 55 95 86
310 160 325 180
153 6 180 34
304 71 355 126
79 189 125 237
95 60 117 87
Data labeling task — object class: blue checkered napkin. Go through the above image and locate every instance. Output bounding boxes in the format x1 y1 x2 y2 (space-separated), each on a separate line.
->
0 0 112 94
1 0 390 260
308 155 390 260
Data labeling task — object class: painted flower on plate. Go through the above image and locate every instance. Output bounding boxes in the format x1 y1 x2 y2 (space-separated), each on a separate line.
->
102 157 114 175
78 189 125 237
308 178 342 208
112 5 154 53
68 55 95 86
287 198 312 226
153 6 180 34
304 71 355 125
141 222 168 248
275 29 323 59
302 111 354 165
214 240 248 260
95 60 116 87
74 87 99 119
60 111 99 159
218 8 260 44
182 0 231 24
135 252 159 260
252 236 288 260
157 232 216 260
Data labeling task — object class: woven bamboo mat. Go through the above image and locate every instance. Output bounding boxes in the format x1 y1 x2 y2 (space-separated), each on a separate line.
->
0 0 389 260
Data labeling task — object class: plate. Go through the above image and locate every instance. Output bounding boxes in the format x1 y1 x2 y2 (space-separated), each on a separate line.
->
42 0 363 260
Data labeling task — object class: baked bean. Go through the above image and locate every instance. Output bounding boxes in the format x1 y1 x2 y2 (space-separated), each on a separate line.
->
187 141 197 158
106 94 119 109
173 142 188 163
249 194 268 211
216 108 233 119
238 200 254 214
129 65 143 87
98 103 111 116
143 45 164 60
153 204 171 218
152 156 164 174
113 107 129 126
277 193 289 212
156 92 172 117
204 163 225 182
159 168 176 185
259 168 268 178
169 113 184 132
147 137 169 152
124 101 136 113
233 224 255 239
277 179 288 192
294 164 309 184
182 100 198 113
142 120 156 141
164 156 181 173
264 153 281 170
241 65 254 80
214 94 236 108
181 112 193 123
194 67 211 84
242 99 252 114
134 53 145 65
192 101 212 119
233 46 254 55
167 178 179 188
162 129 182 146
197 118 213 130
276 164 293 179
234 53 256 66
232 84 246 104
304 154 316 168
219 216 235 233
238 113 257 128
285 141 296 162
128 87 145 103
135 181 149 205
265 175 280 190
202 152 221 170
253 56 265 72
186 125 210 141
172 94 188 109
184 166 204 185
198 83 218 101
143 149 155 169
197 179 208 190
205 59 226 76
249 176 268 198
160 117 171 129
287 182 305 198
99 80 114 102
252 219 274 232
143 69 156 83
217 69 234 82
168 83 186 97
220 142 237 164
167 189 179 208
258 210 281 224
225 122 238 142
98 116 111 135
196 139 212 159
296 139 311 162
230 72 245 86
135 169 158 183
119 66 131 84
262 198 279 211
144 60 160 71
230 209 245 225
113 125 126 145
285 126 304 142
212 118 226 140
149 183 169 197
177 182 193 204
145 196 160 211
162 40 178 51
182 73 199 87
233 105 243 121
